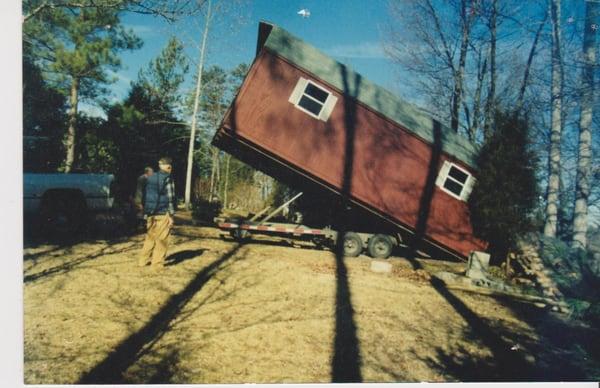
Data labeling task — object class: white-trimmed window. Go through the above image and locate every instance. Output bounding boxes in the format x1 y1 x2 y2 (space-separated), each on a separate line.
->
288 77 338 121
435 161 476 201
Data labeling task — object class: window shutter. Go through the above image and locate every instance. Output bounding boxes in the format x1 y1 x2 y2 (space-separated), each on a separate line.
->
460 175 476 201
288 77 308 104
319 94 338 121
435 161 451 188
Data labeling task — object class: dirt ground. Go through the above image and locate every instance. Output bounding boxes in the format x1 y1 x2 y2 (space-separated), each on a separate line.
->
23 212 600 384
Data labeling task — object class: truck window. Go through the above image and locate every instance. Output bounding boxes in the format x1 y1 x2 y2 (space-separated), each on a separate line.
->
288 77 338 121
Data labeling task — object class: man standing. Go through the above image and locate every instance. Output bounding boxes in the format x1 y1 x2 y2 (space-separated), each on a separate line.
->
139 157 176 270
134 166 154 210
133 166 153 228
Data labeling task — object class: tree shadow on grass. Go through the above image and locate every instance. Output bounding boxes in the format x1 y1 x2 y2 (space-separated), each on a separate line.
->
23 241 139 283
77 244 242 384
400 263 543 380
102 253 288 384
417 297 597 381
23 233 198 284
146 346 182 384
330 64 363 383
492 297 600 380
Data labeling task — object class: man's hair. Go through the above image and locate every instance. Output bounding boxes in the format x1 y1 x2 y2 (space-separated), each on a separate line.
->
158 157 172 166
144 166 154 174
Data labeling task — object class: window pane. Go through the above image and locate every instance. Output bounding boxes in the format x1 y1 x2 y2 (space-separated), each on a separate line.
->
304 83 329 103
448 166 468 184
298 95 323 116
443 179 464 196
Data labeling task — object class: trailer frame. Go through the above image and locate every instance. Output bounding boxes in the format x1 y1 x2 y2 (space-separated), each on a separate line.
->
215 193 401 259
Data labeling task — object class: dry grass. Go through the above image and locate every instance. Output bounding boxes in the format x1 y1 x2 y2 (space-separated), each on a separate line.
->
23 213 600 383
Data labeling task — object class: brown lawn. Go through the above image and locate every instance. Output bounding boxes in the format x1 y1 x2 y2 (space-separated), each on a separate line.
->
23 213 600 384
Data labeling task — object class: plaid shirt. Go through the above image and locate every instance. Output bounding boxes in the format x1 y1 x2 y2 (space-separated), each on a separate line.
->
165 176 176 215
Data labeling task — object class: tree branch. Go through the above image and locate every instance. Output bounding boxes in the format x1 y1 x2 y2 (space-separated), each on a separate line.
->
23 0 206 23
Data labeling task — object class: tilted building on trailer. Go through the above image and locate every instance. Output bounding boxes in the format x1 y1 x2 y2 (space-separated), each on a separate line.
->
212 21 487 259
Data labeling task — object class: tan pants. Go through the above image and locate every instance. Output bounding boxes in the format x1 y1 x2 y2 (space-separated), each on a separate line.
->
139 214 172 268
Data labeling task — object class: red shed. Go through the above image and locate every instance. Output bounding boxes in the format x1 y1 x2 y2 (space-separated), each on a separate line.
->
213 22 487 259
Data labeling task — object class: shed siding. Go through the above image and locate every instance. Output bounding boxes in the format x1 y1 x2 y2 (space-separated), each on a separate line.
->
221 50 486 257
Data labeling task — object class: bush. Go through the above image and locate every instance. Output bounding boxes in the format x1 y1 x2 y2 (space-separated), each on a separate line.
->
532 234 600 324
469 111 539 263
538 234 600 300
584 301 600 328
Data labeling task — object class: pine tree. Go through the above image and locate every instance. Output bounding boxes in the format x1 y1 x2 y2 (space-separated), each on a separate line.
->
469 111 539 261
105 38 189 198
22 54 67 172
23 7 141 172
137 37 190 116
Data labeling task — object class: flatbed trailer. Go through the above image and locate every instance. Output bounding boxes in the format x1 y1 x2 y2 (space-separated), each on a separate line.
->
215 193 401 259
217 219 401 259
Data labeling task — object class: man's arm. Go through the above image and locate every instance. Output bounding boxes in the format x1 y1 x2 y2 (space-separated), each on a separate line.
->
141 178 147 208
134 176 144 207
166 177 176 216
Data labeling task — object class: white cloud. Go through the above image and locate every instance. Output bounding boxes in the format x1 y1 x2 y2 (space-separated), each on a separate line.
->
107 70 133 100
79 102 107 119
108 70 133 86
324 41 387 59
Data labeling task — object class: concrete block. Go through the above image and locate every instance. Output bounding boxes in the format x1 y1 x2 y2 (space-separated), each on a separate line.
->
370 260 392 273
466 251 491 280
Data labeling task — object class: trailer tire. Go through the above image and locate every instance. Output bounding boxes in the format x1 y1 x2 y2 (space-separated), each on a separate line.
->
230 229 249 241
367 234 394 259
342 232 363 257
312 236 327 250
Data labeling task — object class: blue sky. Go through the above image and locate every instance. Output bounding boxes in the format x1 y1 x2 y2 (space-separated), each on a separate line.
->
82 0 401 116
82 0 588 118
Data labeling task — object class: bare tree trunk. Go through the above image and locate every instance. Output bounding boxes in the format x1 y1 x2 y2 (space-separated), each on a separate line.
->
223 154 231 209
208 148 217 202
64 76 79 173
483 0 497 140
572 0 598 249
450 0 473 133
215 150 220 189
543 0 563 238
516 10 548 113
467 49 487 141
184 0 211 209
557 171 568 237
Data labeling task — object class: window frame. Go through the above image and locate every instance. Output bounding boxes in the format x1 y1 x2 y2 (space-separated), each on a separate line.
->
435 161 476 201
288 77 338 121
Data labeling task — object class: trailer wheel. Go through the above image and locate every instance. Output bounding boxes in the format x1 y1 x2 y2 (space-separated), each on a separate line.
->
342 232 363 257
230 229 249 241
312 236 327 250
367 234 394 259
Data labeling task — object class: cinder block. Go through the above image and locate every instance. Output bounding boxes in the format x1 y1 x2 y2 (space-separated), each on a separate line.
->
370 260 392 273
466 251 491 280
